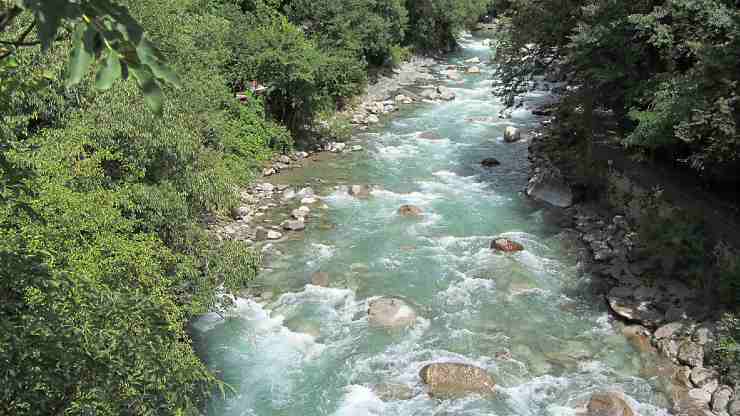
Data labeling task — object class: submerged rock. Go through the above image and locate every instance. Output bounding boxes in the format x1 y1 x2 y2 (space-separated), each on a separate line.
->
419 363 495 398
418 131 442 140
481 157 501 167
281 219 306 231
368 297 416 329
586 392 635 416
398 204 423 217
491 238 524 253
372 383 415 401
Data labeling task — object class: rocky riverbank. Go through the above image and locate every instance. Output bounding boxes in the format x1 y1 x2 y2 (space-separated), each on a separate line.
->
526 106 740 415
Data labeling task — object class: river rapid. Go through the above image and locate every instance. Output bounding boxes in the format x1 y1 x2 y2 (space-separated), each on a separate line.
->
193 34 671 416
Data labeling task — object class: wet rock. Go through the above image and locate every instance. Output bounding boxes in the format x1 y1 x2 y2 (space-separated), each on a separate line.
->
351 145 363 152
372 383 415 401
398 204 423 217
464 57 480 64
266 230 282 240
394 94 413 104
621 325 654 355
310 271 329 287
296 187 315 198
330 142 347 153
526 170 573 208
231 205 250 219
278 155 292 164
366 114 380 124
295 151 309 159
711 386 733 413
466 66 481 74
437 86 455 100
657 338 680 361
504 126 521 143
419 131 442 140
606 287 664 328
292 206 310 219
586 391 635 416
368 297 417 329
256 182 275 193
281 219 306 231
677 341 703 367
349 184 372 198
446 70 462 81
262 167 276 177
300 196 318 205
491 238 524 252
481 157 501 167
655 322 684 339
419 89 440 100
419 363 495 398
690 367 718 393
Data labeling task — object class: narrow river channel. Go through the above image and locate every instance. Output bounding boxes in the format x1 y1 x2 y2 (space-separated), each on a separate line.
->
194 34 670 416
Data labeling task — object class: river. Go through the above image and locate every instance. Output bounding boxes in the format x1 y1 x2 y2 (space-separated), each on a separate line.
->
193 34 670 416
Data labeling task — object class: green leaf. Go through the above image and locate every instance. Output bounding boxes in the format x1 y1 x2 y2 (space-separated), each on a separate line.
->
131 65 163 115
95 50 122 91
66 25 94 87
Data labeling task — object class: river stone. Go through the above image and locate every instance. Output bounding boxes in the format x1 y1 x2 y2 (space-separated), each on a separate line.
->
437 86 455 100
481 157 501 167
368 297 416 329
446 70 462 81
526 172 573 208
419 131 442 140
621 325 654 355
266 230 282 240
491 238 524 253
348 184 371 198
655 322 684 339
301 196 318 204
419 89 440 100
282 188 296 200
688 388 712 406
296 187 315 198
678 341 703 367
464 56 480 64
255 227 268 241
256 182 275 193
586 392 635 416
692 326 714 345
711 386 733 413
231 205 250 219
372 383 415 401
504 126 521 142
690 367 719 392
398 204 423 217
419 363 495 398
366 114 380 124
310 271 329 287
657 338 680 361
281 219 306 231
292 207 310 219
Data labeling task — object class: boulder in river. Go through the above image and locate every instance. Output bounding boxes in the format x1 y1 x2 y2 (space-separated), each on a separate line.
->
481 157 500 167
437 86 456 100
419 363 496 398
466 66 481 74
491 238 524 253
503 126 521 142
398 204 423 217
349 184 372 199
464 56 481 64
586 392 635 416
368 297 416 329
310 271 329 287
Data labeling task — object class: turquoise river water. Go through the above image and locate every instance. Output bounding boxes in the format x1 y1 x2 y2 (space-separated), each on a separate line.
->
193 34 671 416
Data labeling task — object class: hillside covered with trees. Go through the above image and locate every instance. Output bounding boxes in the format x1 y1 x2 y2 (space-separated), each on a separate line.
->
0 0 491 414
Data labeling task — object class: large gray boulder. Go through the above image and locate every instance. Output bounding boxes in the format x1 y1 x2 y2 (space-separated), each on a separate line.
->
526 169 573 208
419 363 495 398
368 297 417 329
503 126 521 142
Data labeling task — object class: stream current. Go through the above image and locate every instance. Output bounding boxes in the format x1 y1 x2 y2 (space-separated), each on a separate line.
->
194 34 671 416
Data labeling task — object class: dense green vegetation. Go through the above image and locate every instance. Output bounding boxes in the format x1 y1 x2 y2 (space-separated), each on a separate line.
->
492 0 740 184
1 0 490 414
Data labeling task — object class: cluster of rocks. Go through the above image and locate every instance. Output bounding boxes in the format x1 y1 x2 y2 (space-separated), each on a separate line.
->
261 151 311 177
418 85 456 102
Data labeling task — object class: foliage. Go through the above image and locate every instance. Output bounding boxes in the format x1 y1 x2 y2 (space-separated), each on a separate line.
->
405 0 491 51
712 312 740 383
492 0 740 182
1 0 179 113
